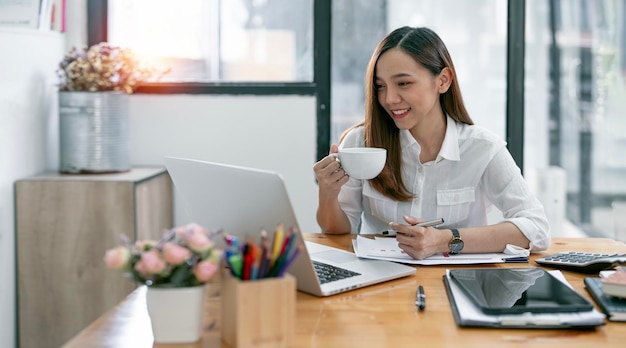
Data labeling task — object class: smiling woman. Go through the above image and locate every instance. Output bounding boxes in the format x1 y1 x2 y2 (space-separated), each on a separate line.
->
107 0 314 83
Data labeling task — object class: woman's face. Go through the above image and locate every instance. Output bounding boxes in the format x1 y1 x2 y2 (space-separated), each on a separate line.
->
375 48 447 131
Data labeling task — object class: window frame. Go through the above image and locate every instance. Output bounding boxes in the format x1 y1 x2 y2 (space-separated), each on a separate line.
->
87 0 525 168
87 0 331 161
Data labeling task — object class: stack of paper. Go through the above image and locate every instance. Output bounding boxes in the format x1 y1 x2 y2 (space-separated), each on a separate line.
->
0 0 40 28
585 273 626 322
600 269 626 298
352 236 527 265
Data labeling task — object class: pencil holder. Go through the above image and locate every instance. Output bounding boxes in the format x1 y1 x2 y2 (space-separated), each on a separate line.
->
221 270 296 348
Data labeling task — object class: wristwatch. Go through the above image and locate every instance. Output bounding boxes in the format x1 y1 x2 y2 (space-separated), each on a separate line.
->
448 228 464 254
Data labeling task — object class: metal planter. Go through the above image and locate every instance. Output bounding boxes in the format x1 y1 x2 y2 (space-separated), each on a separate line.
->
59 91 130 173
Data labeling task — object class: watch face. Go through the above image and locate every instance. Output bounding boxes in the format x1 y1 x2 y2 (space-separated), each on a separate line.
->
449 239 464 254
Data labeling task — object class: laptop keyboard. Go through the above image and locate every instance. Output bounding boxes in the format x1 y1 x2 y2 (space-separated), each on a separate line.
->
312 261 361 284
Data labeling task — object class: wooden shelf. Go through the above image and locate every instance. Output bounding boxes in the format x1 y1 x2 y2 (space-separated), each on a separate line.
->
15 167 173 348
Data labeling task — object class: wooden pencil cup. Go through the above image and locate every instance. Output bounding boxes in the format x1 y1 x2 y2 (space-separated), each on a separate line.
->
221 271 296 348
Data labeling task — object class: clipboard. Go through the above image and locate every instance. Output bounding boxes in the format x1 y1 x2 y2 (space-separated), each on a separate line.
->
442 270 606 329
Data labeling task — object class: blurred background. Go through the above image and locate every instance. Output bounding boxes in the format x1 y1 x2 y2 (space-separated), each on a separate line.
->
106 0 626 239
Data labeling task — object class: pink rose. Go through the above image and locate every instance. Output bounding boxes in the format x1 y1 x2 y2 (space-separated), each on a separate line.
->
103 246 130 269
162 242 191 265
174 223 207 239
134 249 166 275
187 231 213 253
135 240 157 251
193 260 218 282
185 223 207 235
174 225 190 239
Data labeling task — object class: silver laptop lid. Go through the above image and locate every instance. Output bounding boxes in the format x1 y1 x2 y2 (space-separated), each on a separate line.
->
163 156 324 295
164 156 415 297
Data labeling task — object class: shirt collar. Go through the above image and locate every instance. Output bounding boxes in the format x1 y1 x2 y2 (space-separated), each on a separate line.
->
438 114 461 162
399 114 461 162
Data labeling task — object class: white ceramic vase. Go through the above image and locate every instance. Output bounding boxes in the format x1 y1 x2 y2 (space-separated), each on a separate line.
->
145 284 207 343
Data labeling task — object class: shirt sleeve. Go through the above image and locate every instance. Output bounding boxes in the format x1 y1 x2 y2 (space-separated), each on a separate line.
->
482 148 551 251
337 127 366 234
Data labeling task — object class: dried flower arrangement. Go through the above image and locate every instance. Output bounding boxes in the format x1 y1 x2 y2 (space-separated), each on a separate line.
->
57 42 168 93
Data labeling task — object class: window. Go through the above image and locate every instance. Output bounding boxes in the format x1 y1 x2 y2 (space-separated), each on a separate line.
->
90 0 329 160
525 0 626 238
107 0 314 83
97 1 626 239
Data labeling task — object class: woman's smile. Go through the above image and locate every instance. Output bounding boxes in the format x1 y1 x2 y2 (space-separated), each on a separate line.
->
390 107 411 119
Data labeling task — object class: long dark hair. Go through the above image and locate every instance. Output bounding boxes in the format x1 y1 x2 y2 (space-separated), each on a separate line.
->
344 26 473 201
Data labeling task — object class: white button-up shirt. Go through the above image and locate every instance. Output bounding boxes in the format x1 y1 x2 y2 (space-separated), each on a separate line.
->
338 115 550 251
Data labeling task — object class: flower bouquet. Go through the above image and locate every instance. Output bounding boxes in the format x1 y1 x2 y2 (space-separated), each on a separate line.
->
104 223 222 343
103 223 221 287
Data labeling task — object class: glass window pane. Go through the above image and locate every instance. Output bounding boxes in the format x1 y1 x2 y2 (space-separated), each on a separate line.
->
108 0 313 82
331 0 507 145
525 0 626 239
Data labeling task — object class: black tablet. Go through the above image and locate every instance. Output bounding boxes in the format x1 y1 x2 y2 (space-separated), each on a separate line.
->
449 268 594 315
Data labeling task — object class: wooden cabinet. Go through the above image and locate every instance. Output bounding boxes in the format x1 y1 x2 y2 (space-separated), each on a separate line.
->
15 167 173 348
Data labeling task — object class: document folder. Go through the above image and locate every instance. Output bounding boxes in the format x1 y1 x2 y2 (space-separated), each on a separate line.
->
443 270 605 329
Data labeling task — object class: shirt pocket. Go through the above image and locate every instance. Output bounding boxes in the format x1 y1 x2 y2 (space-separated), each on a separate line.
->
436 187 475 224
363 183 398 224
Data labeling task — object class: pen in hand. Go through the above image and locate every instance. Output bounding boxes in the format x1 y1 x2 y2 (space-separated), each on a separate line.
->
381 218 444 236
416 284 425 311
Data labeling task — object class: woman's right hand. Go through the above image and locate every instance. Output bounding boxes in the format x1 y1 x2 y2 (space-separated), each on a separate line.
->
313 144 349 197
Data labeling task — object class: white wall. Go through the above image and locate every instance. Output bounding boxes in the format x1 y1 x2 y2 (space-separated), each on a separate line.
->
0 28 65 348
128 94 320 233
1 36 320 348
1 19 320 348
0 4 90 347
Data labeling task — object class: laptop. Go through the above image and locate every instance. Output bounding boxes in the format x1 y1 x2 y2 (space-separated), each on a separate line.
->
163 156 416 296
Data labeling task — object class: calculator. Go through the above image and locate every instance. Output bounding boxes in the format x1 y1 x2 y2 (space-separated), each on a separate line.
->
535 251 626 274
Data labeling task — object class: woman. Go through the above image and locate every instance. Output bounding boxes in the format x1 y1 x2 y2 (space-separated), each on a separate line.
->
313 26 550 260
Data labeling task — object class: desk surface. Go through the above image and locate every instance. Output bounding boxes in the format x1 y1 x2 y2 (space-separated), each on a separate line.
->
63 235 626 348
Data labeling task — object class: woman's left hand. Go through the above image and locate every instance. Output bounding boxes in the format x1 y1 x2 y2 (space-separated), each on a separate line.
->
390 215 447 260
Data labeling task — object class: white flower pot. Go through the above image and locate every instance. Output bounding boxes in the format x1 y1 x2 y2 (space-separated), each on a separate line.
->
146 284 207 343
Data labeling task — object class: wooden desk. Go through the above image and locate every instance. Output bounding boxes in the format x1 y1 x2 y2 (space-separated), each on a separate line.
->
63 235 626 348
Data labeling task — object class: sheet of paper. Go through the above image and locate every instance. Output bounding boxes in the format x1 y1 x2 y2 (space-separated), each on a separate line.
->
352 236 515 265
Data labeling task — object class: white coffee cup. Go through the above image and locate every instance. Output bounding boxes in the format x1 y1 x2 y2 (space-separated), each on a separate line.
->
335 147 387 180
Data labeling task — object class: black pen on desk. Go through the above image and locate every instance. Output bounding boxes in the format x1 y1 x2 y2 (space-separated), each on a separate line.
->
416 284 425 311
381 218 444 236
